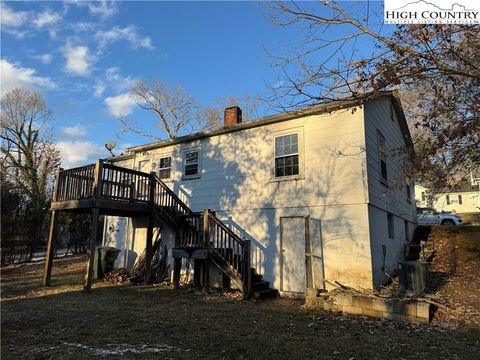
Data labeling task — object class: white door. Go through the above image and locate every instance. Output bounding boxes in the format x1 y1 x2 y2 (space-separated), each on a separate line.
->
281 217 307 293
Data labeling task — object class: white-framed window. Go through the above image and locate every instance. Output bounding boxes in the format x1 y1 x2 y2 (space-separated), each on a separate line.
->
158 156 172 180
447 194 462 205
406 177 412 202
377 131 388 184
274 133 299 178
182 148 201 179
387 213 394 239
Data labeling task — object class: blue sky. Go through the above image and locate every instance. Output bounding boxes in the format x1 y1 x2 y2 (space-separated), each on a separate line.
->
1 0 387 168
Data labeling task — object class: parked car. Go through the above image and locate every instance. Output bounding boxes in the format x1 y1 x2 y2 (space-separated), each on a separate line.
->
417 207 463 226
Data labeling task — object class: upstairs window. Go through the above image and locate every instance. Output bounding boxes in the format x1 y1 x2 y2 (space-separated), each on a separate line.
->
184 149 200 178
158 156 171 180
275 133 299 178
406 177 412 201
377 131 387 183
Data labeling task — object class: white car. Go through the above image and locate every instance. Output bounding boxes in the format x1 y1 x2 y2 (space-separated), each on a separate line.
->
417 208 463 226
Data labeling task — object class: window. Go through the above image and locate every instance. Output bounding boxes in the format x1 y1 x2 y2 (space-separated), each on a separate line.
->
377 132 387 183
458 194 463 205
158 156 171 180
183 149 200 178
448 194 462 205
406 177 412 201
404 220 409 242
275 133 299 178
387 213 394 239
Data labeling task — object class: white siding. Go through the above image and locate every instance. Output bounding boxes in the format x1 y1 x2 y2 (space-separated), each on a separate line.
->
364 98 417 287
126 107 374 290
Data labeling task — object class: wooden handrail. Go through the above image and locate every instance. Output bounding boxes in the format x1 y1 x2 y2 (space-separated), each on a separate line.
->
208 212 245 246
151 173 193 216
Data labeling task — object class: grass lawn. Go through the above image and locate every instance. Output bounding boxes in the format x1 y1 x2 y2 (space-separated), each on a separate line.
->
1 255 479 360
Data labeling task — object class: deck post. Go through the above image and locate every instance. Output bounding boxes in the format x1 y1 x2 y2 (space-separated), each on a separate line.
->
194 259 202 289
242 240 252 299
144 173 156 285
84 207 100 292
93 159 103 198
202 209 211 292
42 166 62 287
173 258 182 289
145 214 154 284
42 210 59 286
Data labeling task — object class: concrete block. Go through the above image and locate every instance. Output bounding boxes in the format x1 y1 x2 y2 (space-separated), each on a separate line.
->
361 308 384 319
372 298 394 312
383 312 407 322
404 303 417 318
352 295 373 310
341 305 364 316
305 287 318 300
416 302 431 321
333 293 353 307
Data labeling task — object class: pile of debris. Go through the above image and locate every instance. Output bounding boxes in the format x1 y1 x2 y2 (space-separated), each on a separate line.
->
103 230 170 286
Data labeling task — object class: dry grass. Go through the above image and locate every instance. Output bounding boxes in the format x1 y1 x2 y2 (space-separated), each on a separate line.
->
2 255 480 359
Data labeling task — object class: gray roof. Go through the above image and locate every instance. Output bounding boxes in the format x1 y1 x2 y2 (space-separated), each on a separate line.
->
127 90 413 153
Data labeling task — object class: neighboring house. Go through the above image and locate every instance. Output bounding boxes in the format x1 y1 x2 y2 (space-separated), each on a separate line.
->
102 90 417 295
415 176 480 214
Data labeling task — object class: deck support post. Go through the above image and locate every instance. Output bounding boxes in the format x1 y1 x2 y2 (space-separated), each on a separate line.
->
42 210 59 286
194 259 202 289
242 240 252 299
84 207 100 292
173 258 181 289
145 214 154 285
202 209 211 292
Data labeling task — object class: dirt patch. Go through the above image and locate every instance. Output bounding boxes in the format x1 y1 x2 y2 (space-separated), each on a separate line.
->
2 256 479 359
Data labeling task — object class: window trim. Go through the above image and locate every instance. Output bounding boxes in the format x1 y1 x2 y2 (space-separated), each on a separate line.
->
377 131 388 185
271 127 304 182
181 147 201 180
157 155 172 181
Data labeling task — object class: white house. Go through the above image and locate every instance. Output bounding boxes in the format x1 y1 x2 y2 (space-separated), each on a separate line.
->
102 91 417 296
415 174 480 214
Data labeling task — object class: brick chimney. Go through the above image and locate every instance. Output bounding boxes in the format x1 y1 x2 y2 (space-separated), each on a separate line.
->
224 106 242 127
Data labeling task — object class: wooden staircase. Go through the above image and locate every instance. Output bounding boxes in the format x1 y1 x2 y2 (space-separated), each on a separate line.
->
43 160 278 299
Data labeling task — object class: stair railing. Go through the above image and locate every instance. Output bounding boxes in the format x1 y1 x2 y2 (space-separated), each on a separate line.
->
206 210 251 297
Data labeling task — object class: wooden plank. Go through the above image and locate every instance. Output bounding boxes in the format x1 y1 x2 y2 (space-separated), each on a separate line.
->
173 258 181 289
42 210 59 286
84 207 100 292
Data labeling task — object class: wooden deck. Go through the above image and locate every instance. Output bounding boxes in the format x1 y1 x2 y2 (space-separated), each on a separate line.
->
43 159 256 298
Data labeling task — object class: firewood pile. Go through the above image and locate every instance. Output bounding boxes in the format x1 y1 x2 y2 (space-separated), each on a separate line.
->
103 268 130 284
103 229 170 285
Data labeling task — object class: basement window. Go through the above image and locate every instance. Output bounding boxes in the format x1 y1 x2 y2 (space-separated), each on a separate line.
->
158 156 171 180
275 133 299 178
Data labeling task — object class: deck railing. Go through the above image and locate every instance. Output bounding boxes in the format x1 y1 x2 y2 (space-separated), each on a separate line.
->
53 160 251 294
55 164 95 201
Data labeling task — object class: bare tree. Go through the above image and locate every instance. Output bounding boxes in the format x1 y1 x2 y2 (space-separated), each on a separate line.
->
268 1 479 186
201 94 264 129
1 88 61 262
121 78 201 140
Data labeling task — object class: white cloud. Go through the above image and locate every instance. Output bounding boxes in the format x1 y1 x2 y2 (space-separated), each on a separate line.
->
87 0 118 18
104 92 137 117
0 3 28 27
57 140 108 168
95 67 137 98
94 81 106 98
31 53 53 64
33 9 60 28
60 124 87 138
0 59 56 95
95 25 153 51
63 45 92 76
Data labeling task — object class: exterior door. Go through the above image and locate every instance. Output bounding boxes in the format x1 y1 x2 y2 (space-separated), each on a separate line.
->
280 216 307 293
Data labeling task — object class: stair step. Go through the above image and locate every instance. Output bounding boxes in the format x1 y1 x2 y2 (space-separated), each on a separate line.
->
251 280 270 292
253 288 279 301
